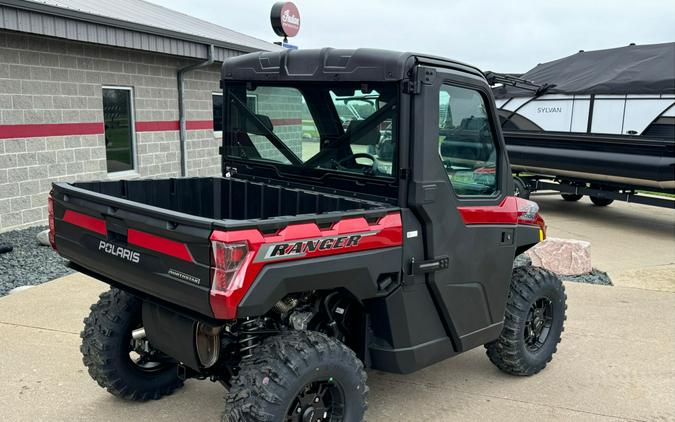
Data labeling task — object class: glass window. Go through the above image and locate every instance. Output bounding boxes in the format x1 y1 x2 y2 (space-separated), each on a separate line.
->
102 87 135 173
223 83 397 179
213 93 224 133
438 84 498 196
214 93 258 135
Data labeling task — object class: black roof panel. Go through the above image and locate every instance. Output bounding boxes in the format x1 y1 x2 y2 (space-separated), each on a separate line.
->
221 48 484 83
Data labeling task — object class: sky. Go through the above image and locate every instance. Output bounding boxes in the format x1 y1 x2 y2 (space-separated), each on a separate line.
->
149 0 675 73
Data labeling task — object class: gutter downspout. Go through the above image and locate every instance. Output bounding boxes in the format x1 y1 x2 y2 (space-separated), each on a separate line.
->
177 44 215 177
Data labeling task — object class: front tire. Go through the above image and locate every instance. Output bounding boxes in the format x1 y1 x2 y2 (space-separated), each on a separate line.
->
80 288 183 401
224 331 368 422
590 196 614 206
561 193 583 202
486 266 566 376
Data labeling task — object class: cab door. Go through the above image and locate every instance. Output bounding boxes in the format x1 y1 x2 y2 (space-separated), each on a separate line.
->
408 65 517 352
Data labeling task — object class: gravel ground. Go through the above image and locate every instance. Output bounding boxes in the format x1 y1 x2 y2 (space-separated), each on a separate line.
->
0 226 74 297
560 269 613 286
514 254 613 286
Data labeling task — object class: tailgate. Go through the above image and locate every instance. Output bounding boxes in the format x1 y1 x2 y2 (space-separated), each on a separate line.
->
51 183 215 318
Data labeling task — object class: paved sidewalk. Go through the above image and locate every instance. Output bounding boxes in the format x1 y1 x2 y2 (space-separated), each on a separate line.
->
0 273 673 421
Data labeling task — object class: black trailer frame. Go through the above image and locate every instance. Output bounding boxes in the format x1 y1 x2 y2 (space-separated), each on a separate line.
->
515 175 675 209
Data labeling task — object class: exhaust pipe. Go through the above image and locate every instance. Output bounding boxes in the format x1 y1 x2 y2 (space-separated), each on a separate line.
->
131 327 146 340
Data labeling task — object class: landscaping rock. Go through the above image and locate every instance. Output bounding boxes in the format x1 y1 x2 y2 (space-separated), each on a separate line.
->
525 237 592 276
561 269 612 286
0 226 74 297
513 253 532 268
36 229 51 246
8 285 35 295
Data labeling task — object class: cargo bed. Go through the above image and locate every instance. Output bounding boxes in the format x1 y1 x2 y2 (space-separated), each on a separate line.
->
50 177 395 318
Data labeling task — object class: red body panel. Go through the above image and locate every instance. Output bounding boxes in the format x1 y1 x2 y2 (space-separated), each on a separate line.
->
63 210 108 235
457 197 519 225
457 196 546 234
60 211 193 261
209 212 403 320
127 229 193 262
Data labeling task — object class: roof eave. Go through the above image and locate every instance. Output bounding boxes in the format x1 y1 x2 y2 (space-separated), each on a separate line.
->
1 0 279 54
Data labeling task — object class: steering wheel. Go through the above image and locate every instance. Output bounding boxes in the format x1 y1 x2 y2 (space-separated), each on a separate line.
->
336 152 377 166
332 152 381 175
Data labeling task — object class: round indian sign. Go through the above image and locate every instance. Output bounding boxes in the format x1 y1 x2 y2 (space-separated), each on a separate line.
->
270 2 301 38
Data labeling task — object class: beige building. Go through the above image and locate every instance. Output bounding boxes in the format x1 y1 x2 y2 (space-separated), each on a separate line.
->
0 0 292 232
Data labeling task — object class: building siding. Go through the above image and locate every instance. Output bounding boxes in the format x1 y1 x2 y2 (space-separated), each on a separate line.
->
0 4 246 61
0 31 228 231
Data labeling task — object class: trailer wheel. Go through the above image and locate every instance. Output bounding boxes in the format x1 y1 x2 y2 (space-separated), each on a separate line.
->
561 193 583 202
223 331 368 422
513 177 530 199
590 196 614 207
485 266 566 376
80 288 183 401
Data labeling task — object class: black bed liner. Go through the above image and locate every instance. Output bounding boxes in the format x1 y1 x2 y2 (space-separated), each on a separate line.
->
54 177 396 232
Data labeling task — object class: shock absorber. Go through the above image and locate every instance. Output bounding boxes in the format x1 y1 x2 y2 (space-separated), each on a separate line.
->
238 318 261 359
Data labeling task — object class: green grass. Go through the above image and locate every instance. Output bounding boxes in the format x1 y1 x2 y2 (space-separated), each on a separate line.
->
638 191 675 198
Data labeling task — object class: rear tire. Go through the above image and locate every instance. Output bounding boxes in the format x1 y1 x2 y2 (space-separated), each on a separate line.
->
561 193 583 202
590 196 614 206
513 177 530 199
224 331 368 422
486 266 566 376
80 288 183 401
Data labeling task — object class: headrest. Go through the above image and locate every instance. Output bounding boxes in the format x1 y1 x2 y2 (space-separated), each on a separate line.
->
246 114 274 136
347 120 380 145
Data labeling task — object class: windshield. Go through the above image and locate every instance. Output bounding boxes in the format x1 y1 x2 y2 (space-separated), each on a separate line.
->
222 83 397 179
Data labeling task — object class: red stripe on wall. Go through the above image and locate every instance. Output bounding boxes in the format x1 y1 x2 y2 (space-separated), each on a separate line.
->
0 122 104 140
272 119 303 126
135 120 214 132
1 119 303 139
135 121 180 132
186 120 214 130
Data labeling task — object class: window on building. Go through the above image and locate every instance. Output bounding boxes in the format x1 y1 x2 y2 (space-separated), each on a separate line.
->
438 84 498 196
213 93 257 136
102 87 136 173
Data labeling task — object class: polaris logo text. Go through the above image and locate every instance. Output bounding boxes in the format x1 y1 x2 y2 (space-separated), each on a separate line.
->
255 231 377 262
98 240 140 263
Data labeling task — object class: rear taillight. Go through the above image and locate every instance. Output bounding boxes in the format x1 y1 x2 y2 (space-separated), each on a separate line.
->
47 194 57 250
515 197 546 239
210 241 249 295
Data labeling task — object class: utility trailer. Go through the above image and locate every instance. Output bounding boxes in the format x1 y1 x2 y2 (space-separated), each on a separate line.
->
487 43 675 208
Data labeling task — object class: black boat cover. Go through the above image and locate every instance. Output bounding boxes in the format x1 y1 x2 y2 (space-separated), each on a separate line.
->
493 42 675 98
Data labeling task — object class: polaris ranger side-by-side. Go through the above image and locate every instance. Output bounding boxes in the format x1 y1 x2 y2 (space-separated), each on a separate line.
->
50 49 566 421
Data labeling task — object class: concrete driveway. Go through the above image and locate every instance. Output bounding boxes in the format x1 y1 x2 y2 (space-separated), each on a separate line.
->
1 195 673 421
535 192 675 292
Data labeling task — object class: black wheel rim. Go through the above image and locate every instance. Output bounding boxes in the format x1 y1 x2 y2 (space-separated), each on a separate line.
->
285 379 345 422
524 298 554 352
